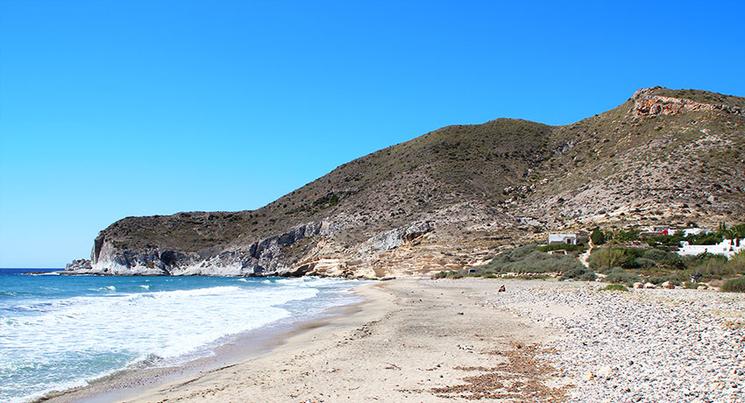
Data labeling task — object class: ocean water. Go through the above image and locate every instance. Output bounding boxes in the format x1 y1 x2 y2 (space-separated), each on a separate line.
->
0 269 363 402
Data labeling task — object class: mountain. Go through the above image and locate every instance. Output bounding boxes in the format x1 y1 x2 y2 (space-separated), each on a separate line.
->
66 87 745 277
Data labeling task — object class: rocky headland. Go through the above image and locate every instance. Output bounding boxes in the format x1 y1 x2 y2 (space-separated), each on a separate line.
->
65 87 745 277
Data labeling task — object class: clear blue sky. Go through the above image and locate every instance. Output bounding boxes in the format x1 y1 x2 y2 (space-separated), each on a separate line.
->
1 1 744 267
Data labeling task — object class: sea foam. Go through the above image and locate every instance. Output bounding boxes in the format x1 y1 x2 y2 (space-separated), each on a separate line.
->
0 276 359 402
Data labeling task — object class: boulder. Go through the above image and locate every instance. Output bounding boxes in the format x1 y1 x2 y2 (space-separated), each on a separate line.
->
633 282 644 289
644 282 657 289
661 281 675 289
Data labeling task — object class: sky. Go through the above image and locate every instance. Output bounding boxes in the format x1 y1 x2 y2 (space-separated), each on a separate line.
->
1 1 744 267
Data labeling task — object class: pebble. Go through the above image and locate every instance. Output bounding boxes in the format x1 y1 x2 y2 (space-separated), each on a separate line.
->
487 281 745 402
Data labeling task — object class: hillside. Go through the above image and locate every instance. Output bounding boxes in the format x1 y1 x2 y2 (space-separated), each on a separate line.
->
67 87 745 277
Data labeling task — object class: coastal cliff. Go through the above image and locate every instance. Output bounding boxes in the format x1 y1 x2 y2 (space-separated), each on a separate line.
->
66 87 745 277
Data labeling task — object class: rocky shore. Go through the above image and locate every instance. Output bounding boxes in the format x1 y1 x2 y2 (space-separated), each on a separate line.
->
491 281 745 402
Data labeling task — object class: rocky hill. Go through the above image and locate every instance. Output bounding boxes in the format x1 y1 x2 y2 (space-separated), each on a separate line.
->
66 87 745 277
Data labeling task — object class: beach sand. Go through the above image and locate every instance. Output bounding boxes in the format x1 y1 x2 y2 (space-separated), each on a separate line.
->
46 278 568 402
128 278 568 402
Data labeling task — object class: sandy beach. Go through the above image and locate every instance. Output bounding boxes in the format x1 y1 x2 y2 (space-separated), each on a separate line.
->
43 278 745 402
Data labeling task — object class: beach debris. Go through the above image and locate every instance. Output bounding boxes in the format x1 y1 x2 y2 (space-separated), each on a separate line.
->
385 363 401 370
498 285 506 292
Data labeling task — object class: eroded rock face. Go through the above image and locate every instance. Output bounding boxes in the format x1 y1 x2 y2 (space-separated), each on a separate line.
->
71 221 329 276
632 87 743 118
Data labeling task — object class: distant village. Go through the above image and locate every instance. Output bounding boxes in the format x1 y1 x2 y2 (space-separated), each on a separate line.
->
548 224 745 258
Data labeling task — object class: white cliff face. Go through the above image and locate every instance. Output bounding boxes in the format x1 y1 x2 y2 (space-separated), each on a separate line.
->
65 220 435 278
70 221 332 277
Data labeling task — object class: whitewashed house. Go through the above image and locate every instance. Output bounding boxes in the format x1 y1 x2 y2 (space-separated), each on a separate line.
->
678 238 744 258
548 233 578 245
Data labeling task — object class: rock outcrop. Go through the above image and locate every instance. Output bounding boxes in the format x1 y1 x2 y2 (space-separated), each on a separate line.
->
65 87 745 277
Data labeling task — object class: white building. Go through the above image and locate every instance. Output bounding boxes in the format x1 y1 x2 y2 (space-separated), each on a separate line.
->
548 233 578 245
678 238 744 258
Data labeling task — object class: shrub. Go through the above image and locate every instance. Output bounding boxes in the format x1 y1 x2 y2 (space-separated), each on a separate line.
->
642 248 669 261
482 245 584 274
686 232 723 245
560 267 594 281
604 268 640 285
633 257 657 269
644 233 684 247
537 243 585 253
589 248 638 271
726 250 745 274
721 277 745 293
603 284 629 292
614 229 640 242
590 227 606 245
686 253 730 279
590 248 620 270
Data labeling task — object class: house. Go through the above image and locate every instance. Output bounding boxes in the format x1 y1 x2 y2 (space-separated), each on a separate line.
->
678 238 745 258
548 233 578 245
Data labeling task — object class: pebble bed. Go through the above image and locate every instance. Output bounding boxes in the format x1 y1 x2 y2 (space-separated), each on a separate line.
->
488 281 745 402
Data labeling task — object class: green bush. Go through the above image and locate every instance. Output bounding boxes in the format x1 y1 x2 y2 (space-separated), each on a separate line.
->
686 232 723 245
590 227 606 245
726 250 745 274
481 245 584 274
685 253 730 279
644 233 685 247
589 248 626 270
604 268 640 285
634 257 657 269
603 284 629 292
614 229 640 242
721 277 745 293
537 243 585 253
559 267 594 281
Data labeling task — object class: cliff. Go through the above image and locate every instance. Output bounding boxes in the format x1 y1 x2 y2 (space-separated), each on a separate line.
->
66 87 745 277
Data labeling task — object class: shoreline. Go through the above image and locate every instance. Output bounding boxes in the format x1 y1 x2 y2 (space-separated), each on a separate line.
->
38 282 374 403
36 278 744 402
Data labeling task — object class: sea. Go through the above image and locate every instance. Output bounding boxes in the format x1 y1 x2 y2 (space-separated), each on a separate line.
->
0 268 364 402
